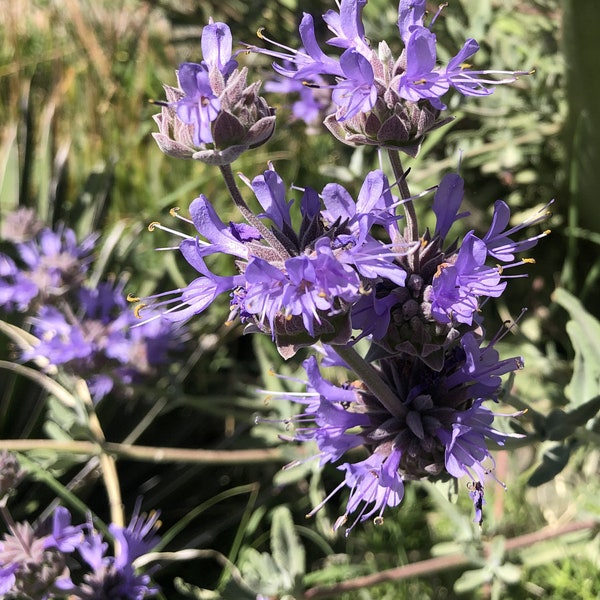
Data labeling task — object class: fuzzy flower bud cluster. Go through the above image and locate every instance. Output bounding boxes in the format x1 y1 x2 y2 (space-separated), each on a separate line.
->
153 20 276 165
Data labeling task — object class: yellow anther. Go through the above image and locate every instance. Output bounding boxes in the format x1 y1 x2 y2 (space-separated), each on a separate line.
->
497 265 504 275
434 262 449 278
543 229 551 235
529 68 536 75
148 221 160 232
256 27 266 39
127 293 140 303
523 258 536 264
373 516 385 526
134 303 147 319
169 207 181 217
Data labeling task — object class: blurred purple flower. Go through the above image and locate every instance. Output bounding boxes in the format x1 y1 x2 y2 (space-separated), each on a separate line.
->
23 280 182 402
72 503 161 599
0 224 96 312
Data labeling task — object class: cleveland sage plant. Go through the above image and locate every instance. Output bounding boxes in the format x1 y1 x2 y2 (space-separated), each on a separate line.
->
132 0 547 535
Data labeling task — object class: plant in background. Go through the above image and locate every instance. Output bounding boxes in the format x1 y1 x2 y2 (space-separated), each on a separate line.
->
0 454 161 599
0 213 186 403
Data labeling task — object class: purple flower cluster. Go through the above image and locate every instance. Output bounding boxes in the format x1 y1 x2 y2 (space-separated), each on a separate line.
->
135 163 546 528
0 218 96 312
0 503 160 599
136 168 545 362
249 0 530 154
0 211 184 402
140 1 548 532
24 279 180 401
152 19 275 165
264 331 524 534
135 166 413 357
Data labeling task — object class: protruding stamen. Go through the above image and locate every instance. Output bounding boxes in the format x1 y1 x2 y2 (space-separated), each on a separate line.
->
430 3 448 28
127 293 140 303
134 303 147 319
147 221 194 240
170 206 194 225
254 28 301 57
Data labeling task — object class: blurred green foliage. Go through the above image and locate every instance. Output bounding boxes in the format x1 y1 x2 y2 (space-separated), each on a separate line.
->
1 0 600 598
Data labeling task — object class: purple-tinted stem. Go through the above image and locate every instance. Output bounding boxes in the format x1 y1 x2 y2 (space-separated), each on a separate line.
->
218 163 292 258
388 149 419 271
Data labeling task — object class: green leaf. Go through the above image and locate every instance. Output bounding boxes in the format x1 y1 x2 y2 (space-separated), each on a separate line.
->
527 443 573 487
545 396 600 440
454 567 492 594
496 563 522 585
270 505 305 580
239 547 284 595
553 288 600 407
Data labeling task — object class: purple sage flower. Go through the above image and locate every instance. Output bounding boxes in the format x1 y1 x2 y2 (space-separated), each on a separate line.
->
261 331 524 533
249 0 530 151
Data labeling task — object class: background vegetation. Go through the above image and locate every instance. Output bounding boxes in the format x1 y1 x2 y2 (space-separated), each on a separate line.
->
1 0 599 598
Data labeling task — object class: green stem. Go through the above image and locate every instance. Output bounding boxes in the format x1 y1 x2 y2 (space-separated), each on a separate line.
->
219 163 291 258
0 439 285 465
333 346 404 418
